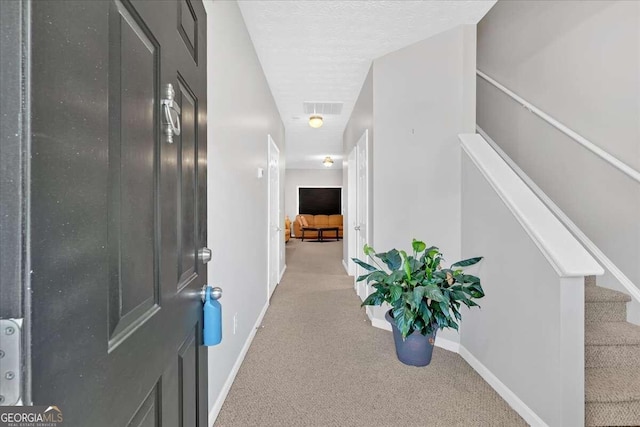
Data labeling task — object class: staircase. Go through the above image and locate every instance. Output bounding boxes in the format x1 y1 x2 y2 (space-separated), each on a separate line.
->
585 278 640 426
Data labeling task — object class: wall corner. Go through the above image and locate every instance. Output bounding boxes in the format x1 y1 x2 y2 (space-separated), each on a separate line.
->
461 24 477 134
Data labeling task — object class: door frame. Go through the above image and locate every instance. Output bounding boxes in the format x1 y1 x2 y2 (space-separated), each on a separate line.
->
346 147 357 277
0 0 31 405
267 134 280 298
355 130 370 301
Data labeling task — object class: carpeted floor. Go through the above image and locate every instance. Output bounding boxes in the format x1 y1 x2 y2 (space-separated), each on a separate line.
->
214 239 526 427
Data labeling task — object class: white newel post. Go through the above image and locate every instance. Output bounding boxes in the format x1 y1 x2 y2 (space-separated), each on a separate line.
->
560 276 585 426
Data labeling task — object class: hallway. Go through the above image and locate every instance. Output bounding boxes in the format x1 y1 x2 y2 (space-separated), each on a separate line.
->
215 240 525 426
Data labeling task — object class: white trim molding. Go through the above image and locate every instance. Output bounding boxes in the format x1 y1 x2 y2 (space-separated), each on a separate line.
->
433 336 460 353
477 126 640 305
342 259 351 276
370 315 390 332
477 69 640 185
459 345 548 427
279 265 287 283
208 302 270 426
460 133 603 278
267 134 281 299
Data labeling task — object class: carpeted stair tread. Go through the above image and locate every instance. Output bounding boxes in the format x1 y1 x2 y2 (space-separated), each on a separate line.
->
586 367 640 403
586 322 640 346
586 303 628 324
586 285 632 303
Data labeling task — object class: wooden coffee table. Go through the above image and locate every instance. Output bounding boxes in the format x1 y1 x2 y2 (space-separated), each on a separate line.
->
301 226 340 242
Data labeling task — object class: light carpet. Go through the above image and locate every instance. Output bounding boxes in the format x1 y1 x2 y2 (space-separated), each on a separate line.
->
585 284 640 425
214 239 526 427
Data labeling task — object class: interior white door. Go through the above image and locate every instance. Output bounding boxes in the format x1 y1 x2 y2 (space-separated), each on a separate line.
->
355 130 370 301
347 146 357 278
268 135 280 297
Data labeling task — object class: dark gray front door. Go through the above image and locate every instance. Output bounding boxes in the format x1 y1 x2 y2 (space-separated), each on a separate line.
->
26 0 208 425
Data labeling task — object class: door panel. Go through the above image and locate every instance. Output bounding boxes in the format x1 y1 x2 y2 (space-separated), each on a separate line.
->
178 0 198 63
29 0 208 425
178 330 198 427
177 77 198 288
108 0 160 344
128 384 160 427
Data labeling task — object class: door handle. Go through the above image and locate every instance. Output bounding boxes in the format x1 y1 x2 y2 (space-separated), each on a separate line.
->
199 247 212 264
162 83 181 143
201 284 222 302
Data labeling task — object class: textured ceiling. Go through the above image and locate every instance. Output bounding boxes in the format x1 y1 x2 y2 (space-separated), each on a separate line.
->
238 0 496 169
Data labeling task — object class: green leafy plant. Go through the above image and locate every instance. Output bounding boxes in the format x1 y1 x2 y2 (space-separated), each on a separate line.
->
353 239 485 339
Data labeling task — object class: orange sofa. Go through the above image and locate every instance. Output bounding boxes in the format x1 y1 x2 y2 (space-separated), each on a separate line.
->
294 214 343 239
284 216 291 242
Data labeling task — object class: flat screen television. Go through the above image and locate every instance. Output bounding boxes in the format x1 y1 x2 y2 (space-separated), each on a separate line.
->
298 187 342 216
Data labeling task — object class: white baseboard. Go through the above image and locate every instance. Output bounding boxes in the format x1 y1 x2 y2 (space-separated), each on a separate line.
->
208 301 270 426
342 259 351 276
458 345 547 427
279 265 287 283
434 336 460 353
370 315 391 331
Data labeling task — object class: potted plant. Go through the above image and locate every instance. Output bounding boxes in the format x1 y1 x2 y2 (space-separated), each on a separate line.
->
353 239 484 366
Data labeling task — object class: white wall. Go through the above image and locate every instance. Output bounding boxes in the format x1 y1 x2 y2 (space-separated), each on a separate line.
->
369 25 477 341
477 0 640 314
205 0 285 421
459 133 603 425
461 152 579 426
284 168 343 229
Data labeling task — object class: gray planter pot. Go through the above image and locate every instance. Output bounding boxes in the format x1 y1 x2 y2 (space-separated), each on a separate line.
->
385 309 436 367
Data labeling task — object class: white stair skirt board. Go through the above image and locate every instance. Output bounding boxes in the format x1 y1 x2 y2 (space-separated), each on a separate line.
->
369 314 460 354
279 265 287 283
342 259 351 276
208 301 270 426
458 346 548 427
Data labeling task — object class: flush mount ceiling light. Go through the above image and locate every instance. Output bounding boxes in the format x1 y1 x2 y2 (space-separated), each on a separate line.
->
322 156 334 168
309 114 323 128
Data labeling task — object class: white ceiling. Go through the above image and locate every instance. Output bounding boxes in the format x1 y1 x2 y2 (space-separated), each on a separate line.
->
238 0 496 169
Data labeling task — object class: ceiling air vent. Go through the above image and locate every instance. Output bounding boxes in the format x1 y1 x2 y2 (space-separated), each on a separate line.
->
303 102 343 115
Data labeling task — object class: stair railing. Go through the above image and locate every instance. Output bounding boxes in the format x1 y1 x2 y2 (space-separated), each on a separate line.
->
477 69 640 305
477 69 640 184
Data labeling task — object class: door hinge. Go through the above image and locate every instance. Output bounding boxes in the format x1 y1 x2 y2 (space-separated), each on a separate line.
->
0 318 22 405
